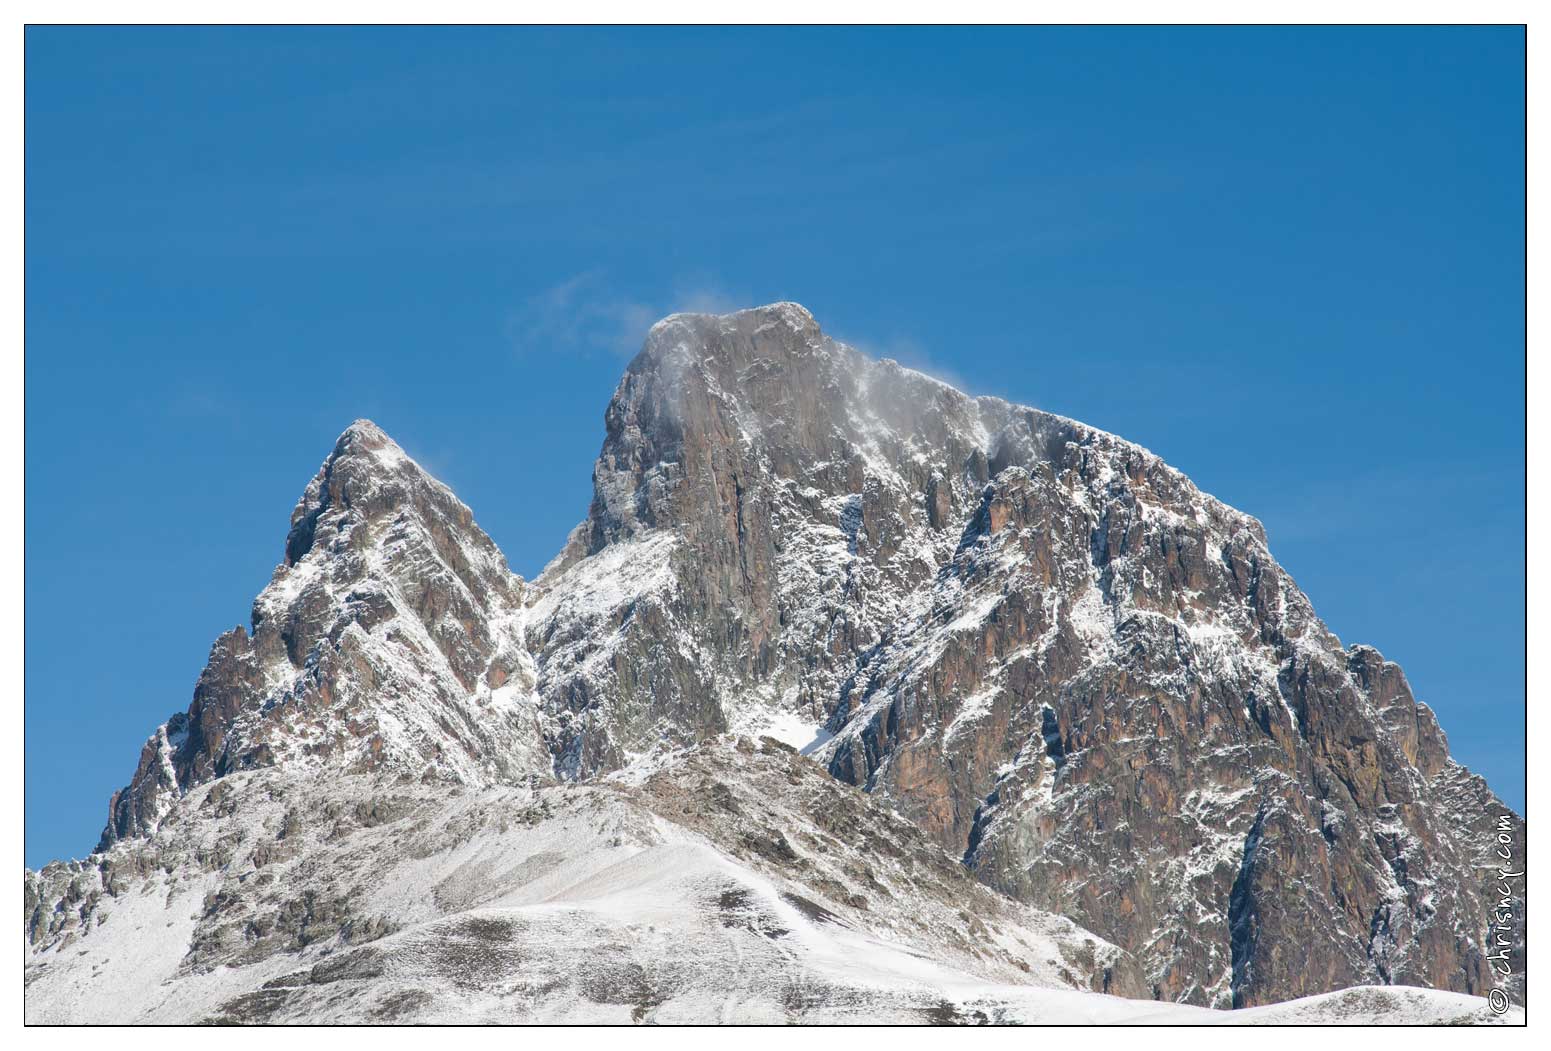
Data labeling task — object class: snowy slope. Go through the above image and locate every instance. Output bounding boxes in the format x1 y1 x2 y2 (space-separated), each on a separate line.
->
24 738 1519 1025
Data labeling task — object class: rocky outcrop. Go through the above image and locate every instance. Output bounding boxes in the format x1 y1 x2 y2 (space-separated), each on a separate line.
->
74 303 1523 1013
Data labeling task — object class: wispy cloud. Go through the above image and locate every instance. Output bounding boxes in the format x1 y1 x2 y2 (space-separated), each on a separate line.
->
840 331 981 399
505 272 657 358
507 273 753 359
665 274 746 316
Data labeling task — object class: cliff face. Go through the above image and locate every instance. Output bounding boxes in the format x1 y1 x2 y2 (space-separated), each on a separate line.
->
73 303 1522 1013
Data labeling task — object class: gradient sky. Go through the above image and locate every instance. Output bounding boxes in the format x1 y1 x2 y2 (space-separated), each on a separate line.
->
24 26 1525 868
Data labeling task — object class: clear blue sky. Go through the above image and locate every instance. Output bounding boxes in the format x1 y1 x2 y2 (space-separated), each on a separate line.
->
25 27 1524 868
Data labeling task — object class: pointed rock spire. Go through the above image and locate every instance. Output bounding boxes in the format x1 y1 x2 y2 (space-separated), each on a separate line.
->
98 419 547 850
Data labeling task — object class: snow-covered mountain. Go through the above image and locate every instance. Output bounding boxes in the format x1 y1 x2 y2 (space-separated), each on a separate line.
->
26 304 1524 1023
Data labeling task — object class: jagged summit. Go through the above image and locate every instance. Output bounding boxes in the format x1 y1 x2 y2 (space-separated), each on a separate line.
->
99 417 547 849
342 416 390 440
278 417 504 578
317 417 411 470
49 304 1522 1019
285 419 409 564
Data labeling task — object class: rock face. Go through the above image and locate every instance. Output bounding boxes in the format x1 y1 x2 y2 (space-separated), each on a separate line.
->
54 303 1523 1017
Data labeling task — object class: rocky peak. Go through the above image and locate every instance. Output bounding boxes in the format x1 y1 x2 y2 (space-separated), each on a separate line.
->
579 303 835 549
534 302 1523 1008
283 419 413 565
101 419 547 849
260 417 521 642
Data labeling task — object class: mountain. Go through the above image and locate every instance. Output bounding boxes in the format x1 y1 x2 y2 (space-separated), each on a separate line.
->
26 303 1523 1023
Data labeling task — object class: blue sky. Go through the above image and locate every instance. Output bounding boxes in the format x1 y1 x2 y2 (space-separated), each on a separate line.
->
25 26 1524 868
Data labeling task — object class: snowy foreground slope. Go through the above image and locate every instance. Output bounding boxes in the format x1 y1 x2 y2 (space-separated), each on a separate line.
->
25 738 1517 1024
27 304 1524 1022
